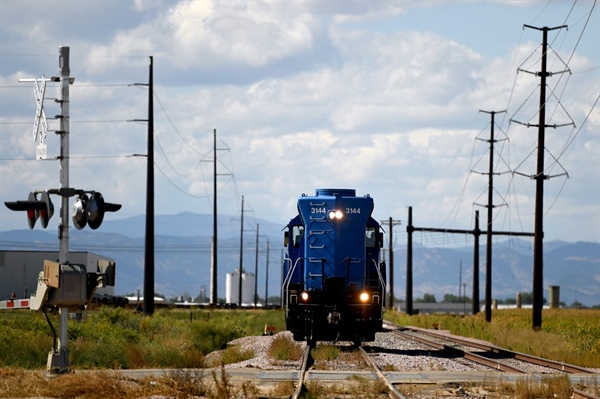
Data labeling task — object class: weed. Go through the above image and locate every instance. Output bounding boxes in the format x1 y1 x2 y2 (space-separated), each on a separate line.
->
311 344 339 361
219 344 254 365
267 333 303 361
162 368 210 396
269 380 296 397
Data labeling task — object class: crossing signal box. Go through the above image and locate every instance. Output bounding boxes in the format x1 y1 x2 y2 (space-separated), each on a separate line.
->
30 259 117 311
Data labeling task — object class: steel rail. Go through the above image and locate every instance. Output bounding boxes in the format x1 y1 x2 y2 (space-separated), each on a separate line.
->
393 330 527 373
292 343 313 399
359 346 407 399
573 388 600 399
405 327 598 375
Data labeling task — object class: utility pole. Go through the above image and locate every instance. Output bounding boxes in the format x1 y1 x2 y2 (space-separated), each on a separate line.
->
143 56 154 316
380 218 401 311
475 109 506 322
512 24 570 330
210 131 231 305
472 211 480 315
265 239 270 306
254 224 259 307
238 195 245 306
406 210 414 315
211 129 218 304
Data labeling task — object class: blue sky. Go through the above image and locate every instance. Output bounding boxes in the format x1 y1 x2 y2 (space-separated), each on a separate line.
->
1 1 598 250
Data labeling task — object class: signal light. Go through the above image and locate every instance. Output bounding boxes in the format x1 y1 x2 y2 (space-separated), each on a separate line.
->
72 192 121 230
6 190 120 230
26 192 40 229
4 191 52 229
71 194 88 230
39 191 54 228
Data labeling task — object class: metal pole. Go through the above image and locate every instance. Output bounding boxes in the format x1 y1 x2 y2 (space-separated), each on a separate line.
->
143 56 155 316
532 28 549 330
388 216 394 310
472 210 480 315
479 109 506 321
265 239 270 306
406 207 413 315
54 45 71 372
238 195 244 306
254 224 259 307
210 129 218 304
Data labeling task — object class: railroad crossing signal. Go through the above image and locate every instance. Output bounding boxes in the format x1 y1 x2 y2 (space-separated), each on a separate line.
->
72 192 121 230
5 190 54 229
5 190 120 230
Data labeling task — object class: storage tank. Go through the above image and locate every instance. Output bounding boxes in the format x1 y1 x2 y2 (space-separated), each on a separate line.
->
549 285 560 309
225 269 254 305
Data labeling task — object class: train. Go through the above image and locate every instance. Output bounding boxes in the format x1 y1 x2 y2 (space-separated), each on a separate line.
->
282 188 386 344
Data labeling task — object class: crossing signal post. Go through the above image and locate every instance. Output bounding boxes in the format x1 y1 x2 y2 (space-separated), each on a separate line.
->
4 46 122 373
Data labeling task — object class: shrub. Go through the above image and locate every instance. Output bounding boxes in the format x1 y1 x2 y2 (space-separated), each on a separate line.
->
267 333 303 361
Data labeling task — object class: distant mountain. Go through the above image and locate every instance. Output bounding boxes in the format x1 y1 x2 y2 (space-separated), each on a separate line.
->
1 213 598 307
97 211 284 239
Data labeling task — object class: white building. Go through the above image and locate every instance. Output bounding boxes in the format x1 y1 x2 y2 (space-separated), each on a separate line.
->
225 269 255 305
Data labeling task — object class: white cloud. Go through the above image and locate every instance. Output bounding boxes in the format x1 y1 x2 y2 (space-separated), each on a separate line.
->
1 0 598 244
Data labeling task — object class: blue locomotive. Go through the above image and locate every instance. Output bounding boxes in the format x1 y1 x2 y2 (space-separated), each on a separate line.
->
283 189 386 344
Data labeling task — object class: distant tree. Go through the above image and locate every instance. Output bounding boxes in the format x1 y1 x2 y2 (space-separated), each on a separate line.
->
418 293 436 303
570 301 586 309
517 291 547 305
442 293 471 303
267 296 281 306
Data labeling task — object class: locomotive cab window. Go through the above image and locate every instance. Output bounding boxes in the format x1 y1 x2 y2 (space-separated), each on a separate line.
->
366 227 377 248
292 225 305 248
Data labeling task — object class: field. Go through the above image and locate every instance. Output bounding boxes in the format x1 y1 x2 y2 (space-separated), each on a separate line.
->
386 308 600 368
0 307 598 398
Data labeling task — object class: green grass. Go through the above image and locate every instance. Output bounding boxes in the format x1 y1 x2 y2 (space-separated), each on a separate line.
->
0 307 285 369
1 307 597 370
386 308 600 368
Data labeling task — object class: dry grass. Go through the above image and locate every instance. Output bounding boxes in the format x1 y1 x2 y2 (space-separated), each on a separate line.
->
0 366 261 399
305 376 388 399
396 375 599 399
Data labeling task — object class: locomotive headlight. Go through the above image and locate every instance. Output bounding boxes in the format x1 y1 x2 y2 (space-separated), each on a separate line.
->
359 292 370 302
300 292 309 302
328 210 344 220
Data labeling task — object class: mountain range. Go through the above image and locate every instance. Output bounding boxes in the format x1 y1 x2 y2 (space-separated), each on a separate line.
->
0 212 598 307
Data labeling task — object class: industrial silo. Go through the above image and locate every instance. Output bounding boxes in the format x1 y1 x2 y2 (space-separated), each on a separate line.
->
225 269 255 305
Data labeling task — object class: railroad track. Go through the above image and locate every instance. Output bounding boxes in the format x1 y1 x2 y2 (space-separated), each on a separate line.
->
292 341 407 399
358 346 406 399
397 326 598 375
292 341 314 399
